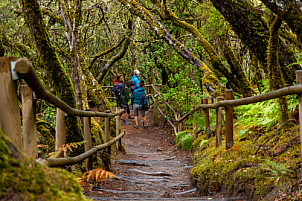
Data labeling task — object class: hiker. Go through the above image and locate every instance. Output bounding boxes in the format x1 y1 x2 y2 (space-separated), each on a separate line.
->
114 76 131 125
132 79 149 129
112 74 123 96
131 69 140 92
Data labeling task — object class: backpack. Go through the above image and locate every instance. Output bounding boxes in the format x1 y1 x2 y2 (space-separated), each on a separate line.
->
131 86 137 92
112 84 117 94
115 83 125 105
140 93 150 110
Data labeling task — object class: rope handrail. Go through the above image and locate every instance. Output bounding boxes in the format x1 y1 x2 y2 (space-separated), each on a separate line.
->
39 131 126 167
14 58 124 117
177 84 302 123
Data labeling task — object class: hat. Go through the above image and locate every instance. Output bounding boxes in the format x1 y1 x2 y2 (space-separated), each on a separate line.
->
134 69 140 76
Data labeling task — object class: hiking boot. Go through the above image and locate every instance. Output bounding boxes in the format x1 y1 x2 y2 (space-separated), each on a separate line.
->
128 116 134 119
123 120 131 125
134 125 139 129
143 123 149 128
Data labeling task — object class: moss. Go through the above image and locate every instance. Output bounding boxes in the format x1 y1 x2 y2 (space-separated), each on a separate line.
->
36 119 55 154
20 0 83 154
0 128 89 200
267 16 288 122
191 120 301 200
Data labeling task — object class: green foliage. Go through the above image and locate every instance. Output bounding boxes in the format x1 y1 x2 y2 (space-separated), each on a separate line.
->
175 130 194 151
260 159 294 179
236 99 279 130
199 139 209 148
236 94 298 130
195 0 229 38
40 107 57 129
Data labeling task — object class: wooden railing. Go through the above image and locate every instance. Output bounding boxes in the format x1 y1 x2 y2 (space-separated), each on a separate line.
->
150 71 302 158
0 57 126 168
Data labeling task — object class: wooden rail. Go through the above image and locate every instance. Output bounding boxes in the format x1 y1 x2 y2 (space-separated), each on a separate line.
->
150 71 302 155
0 57 126 168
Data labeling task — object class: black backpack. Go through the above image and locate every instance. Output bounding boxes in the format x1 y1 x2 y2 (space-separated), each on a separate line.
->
140 93 150 110
115 83 125 105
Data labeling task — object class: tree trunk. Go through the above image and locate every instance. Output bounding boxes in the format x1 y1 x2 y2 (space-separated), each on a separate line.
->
19 0 83 150
120 0 224 96
267 16 289 122
210 0 300 85
260 0 302 44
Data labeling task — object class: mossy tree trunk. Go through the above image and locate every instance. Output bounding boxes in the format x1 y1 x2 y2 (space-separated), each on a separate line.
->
119 0 224 96
156 2 254 97
0 36 5 56
19 0 83 149
261 0 302 44
59 0 88 112
221 34 255 97
210 0 300 86
267 16 289 122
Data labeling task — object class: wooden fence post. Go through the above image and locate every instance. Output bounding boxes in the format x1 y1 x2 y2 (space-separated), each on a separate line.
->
116 107 122 151
203 98 210 139
177 109 182 133
296 70 302 160
225 89 234 150
0 57 22 150
215 97 223 147
153 94 159 126
84 116 92 170
55 108 66 157
21 85 37 158
105 110 111 155
192 105 197 140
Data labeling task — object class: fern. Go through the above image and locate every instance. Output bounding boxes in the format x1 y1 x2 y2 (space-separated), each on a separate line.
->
181 134 194 151
175 130 194 151
175 130 189 144
199 139 209 148
236 99 280 130
260 159 294 178
43 141 85 158
79 168 120 187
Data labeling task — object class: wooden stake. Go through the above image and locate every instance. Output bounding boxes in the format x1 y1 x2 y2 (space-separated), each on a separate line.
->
225 89 234 150
105 110 111 154
215 97 223 147
0 57 22 150
203 98 210 139
21 85 37 158
296 70 302 161
55 108 66 157
177 112 182 133
116 107 122 151
84 116 92 170
154 95 159 126
192 105 197 140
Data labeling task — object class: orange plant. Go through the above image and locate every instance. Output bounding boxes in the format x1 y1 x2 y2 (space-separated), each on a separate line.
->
79 168 120 187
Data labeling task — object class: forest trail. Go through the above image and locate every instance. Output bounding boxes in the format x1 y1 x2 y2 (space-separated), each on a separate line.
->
85 108 242 201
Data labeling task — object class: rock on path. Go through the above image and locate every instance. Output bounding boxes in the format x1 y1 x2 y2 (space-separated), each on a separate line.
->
85 109 242 201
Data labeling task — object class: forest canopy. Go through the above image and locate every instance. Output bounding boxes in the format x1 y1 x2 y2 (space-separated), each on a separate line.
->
1 0 302 200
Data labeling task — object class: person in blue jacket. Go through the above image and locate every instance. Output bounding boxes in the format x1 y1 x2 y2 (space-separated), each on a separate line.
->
132 79 148 129
131 69 140 91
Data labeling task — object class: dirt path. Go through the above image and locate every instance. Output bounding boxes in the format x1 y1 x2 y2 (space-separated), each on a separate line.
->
84 108 238 201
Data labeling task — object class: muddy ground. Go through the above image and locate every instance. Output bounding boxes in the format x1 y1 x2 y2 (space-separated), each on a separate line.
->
84 108 245 201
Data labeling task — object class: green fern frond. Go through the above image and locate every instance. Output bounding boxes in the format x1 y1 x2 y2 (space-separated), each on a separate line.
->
181 134 194 151
175 130 190 143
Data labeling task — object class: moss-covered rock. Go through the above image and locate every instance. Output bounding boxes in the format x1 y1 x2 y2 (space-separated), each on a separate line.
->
191 122 301 200
0 128 89 201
